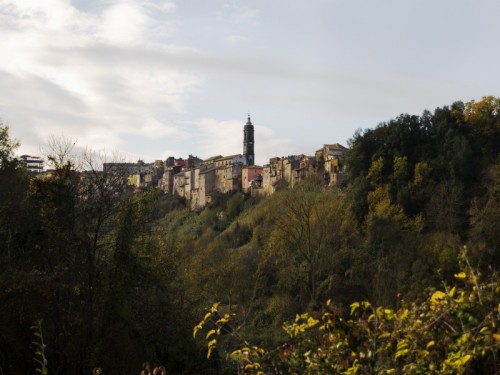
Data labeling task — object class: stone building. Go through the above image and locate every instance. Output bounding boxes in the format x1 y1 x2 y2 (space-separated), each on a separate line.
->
198 164 216 208
315 143 347 187
291 154 315 187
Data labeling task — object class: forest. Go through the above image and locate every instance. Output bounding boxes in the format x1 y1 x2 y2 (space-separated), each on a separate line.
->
0 96 499 374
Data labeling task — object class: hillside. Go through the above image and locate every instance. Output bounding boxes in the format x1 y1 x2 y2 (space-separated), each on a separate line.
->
0 96 499 374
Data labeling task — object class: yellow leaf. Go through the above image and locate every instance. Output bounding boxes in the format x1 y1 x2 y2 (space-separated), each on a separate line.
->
350 302 360 315
399 308 409 320
396 341 408 351
207 338 217 359
459 355 471 366
326 299 332 306
426 340 435 349
193 324 202 338
395 349 409 359
206 329 216 339
454 291 466 303
493 333 500 342
430 290 446 306
244 362 261 370
255 347 266 356
378 332 391 339
448 286 456 298
210 302 220 313
479 326 490 334
207 347 214 359
454 272 466 279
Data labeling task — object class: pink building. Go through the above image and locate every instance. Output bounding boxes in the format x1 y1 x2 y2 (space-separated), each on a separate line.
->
242 165 263 193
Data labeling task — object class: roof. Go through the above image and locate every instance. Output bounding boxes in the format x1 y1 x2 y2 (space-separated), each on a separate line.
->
204 155 223 162
243 165 263 169
316 143 348 153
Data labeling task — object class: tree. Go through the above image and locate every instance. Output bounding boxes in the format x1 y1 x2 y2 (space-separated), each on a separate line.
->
0 123 19 165
0 123 30 265
259 175 358 309
196 252 500 375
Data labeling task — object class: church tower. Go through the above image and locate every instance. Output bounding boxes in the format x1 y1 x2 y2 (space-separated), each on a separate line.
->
243 115 255 165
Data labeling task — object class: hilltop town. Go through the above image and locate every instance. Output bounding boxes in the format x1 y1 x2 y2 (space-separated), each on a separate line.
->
20 116 347 209
102 116 347 209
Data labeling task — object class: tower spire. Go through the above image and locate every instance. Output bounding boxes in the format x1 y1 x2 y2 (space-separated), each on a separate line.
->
243 114 255 166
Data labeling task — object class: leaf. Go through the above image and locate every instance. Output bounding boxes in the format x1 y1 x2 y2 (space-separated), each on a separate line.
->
398 308 409 320
454 272 466 279
255 347 266 356
395 349 409 359
378 332 391 339
216 317 228 325
396 341 408 351
448 286 456 298
350 302 360 315
193 324 202 338
479 326 490 334
458 355 471 366
207 346 214 359
430 290 446 306
230 350 243 361
206 329 216 339
244 362 261 370
210 302 220 313
426 340 435 349
207 339 217 359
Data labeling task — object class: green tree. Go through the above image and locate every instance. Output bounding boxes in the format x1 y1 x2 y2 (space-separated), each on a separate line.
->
0 123 19 164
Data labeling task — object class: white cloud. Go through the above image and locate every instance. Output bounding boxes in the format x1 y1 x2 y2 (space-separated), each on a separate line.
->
220 1 259 26
98 3 150 45
141 0 176 13
0 0 202 158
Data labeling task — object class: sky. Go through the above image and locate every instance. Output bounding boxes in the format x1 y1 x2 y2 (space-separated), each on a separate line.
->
1 0 499 166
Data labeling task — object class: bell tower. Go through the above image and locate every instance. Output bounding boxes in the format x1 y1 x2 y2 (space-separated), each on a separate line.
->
243 114 255 165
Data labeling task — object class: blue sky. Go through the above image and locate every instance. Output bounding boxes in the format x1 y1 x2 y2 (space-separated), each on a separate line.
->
1 0 499 166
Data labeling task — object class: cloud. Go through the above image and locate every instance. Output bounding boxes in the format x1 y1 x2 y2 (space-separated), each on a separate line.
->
0 0 202 157
220 1 259 26
99 3 150 45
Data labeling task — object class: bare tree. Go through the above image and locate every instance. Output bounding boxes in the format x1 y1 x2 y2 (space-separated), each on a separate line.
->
41 134 80 171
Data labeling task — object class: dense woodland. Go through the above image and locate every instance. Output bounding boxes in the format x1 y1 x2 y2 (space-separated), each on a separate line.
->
0 96 499 374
